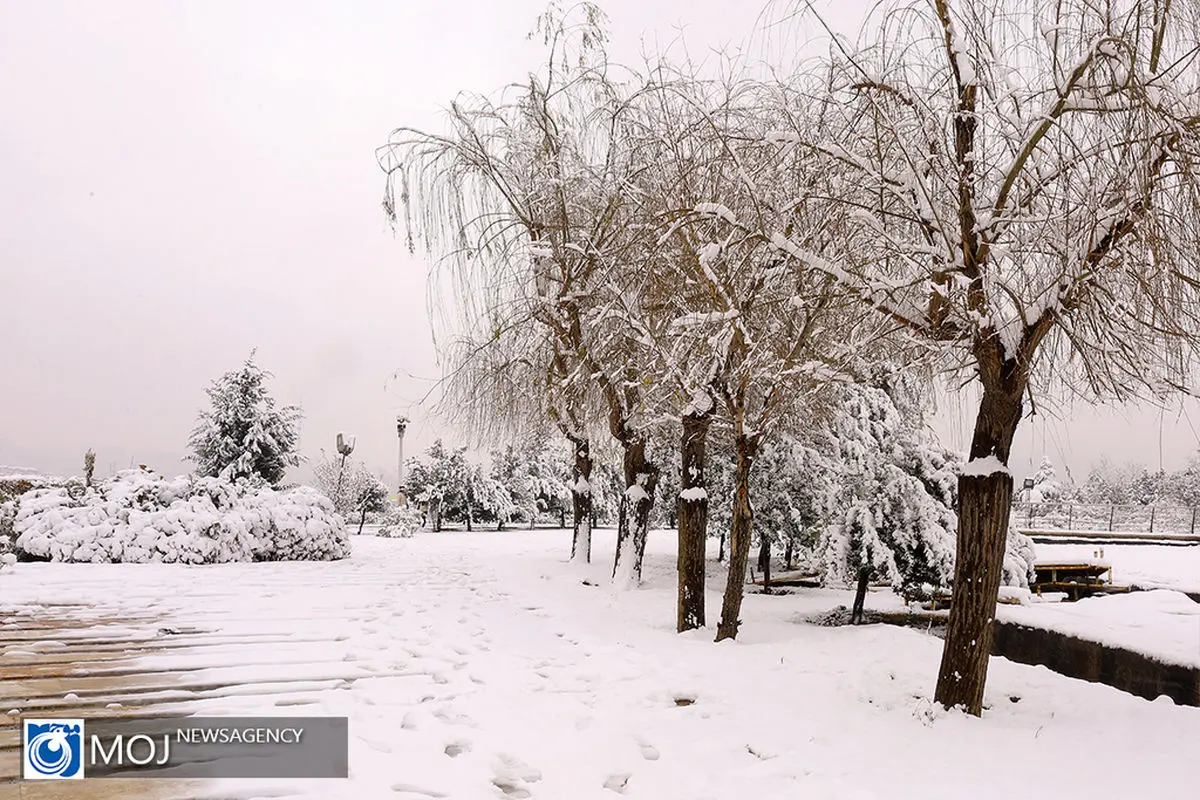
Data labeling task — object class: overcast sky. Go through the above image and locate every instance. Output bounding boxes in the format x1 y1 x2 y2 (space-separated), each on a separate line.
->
3 0 1199 489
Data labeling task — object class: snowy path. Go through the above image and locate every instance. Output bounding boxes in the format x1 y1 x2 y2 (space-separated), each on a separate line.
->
3 531 1200 799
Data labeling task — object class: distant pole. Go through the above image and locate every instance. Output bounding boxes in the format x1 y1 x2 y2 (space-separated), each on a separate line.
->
396 415 409 507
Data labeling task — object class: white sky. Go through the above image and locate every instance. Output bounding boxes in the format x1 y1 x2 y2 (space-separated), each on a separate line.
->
2 0 1198 488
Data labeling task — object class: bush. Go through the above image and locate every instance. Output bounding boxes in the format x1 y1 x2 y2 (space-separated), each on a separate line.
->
0 500 14 546
377 506 424 538
1002 527 1038 589
0 474 66 504
13 469 348 564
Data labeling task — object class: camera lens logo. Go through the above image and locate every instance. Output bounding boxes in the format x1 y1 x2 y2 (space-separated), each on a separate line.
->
23 719 84 780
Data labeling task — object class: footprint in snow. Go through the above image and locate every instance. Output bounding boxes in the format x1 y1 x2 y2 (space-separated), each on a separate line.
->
444 740 472 758
491 753 542 798
637 741 660 761
433 706 476 727
603 773 632 794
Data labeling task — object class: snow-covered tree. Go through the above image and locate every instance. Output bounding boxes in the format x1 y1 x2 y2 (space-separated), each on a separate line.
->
187 355 301 485
817 367 959 617
766 0 1200 714
1027 456 1065 502
312 452 389 534
350 471 389 535
1168 456 1200 508
404 440 472 532
1075 457 1133 505
486 435 573 529
380 5 668 584
750 437 830 579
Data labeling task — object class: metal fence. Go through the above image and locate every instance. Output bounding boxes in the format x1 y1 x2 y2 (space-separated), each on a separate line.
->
1011 501 1199 535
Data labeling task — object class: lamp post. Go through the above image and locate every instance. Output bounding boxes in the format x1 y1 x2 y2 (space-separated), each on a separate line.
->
396 415 409 506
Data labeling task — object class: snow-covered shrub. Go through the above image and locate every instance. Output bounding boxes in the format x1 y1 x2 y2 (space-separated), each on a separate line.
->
13 469 347 564
0 473 66 503
0 500 14 548
245 485 348 561
1002 527 1037 589
377 505 424 538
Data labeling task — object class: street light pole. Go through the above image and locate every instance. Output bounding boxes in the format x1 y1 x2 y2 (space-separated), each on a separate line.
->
396 415 409 506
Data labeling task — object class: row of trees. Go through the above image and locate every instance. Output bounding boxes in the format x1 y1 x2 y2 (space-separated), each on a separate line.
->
400 369 961 601
1069 457 1200 507
1020 454 1200 507
380 0 1200 715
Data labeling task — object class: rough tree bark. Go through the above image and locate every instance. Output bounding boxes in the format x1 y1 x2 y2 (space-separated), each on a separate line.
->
612 437 660 586
569 436 593 564
716 433 759 641
934 355 1025 714
718 530 726 562
677 409 711 632
851 566 869 625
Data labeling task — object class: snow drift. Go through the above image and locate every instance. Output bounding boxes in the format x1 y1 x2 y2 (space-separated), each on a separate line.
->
13 469 349 564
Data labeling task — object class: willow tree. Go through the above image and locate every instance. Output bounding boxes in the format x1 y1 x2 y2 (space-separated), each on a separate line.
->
768 0 1200 713
626 70 890 639
378 6 665 583
433 319 597 562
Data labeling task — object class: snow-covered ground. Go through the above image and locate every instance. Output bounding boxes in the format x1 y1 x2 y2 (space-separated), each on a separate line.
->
4 529 1200 799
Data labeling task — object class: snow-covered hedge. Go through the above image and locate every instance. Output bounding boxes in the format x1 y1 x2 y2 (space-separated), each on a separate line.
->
376 506 424 538
13 469 348 564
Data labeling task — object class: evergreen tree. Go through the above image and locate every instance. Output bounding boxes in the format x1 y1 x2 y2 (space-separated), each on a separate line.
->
187 355 301 485
1028 456 1065 502
818 366 959 597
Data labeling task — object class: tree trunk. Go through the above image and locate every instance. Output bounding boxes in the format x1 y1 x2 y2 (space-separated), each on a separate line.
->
357 508 368 536
569 437 593 565
716 433 758 642
718 530 726 562
851 566 869 624
612 437 659 587
431 497 442 533
934 372 1024 716
784 538 794 571
757 532 772 595
677 409 711 632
